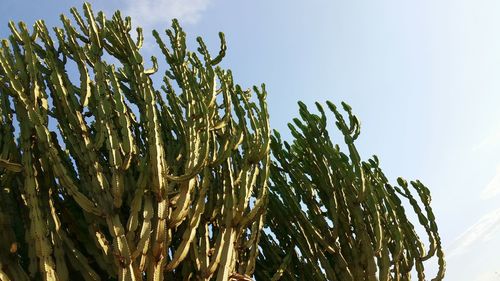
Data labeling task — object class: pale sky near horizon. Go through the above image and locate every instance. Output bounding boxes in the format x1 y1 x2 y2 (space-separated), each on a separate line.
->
2 1 500 280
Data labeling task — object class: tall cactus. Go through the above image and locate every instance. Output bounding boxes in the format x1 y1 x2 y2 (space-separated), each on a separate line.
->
0 3 269 280
256 102 445 281
0 3 445 281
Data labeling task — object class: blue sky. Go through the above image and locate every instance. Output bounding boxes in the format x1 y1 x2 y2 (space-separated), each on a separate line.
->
2 1 500 280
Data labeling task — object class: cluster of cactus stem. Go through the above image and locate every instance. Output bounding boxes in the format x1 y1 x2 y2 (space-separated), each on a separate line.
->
0 3 269 280
0 3 444 281
256 102 445 281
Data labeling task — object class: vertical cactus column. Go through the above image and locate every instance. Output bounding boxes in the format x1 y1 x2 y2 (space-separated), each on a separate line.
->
256 102 445 281
0 3 269 281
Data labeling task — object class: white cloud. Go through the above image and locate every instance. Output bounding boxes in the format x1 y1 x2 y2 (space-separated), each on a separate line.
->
474 270 500 281
447 208 500 258
481 166 500 200
124 0 211 29
473 128 500 152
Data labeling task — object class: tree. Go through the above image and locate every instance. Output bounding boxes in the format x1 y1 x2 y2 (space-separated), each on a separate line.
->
0 3 444 281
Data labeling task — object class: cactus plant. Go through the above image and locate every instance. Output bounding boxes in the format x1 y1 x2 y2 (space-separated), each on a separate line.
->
256 102 445 281
0 3 444 281
0 3 269 280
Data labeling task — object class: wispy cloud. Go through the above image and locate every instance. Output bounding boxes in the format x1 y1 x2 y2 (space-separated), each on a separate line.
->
447 208 500 258
473 128 500 152
474 270 500 281
481 166 500 200
124 0 211 30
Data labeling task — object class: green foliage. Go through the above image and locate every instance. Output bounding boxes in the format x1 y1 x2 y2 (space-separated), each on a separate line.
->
0 3 445 281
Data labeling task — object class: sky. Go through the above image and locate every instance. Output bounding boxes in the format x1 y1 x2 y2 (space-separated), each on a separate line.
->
1 0 500 280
